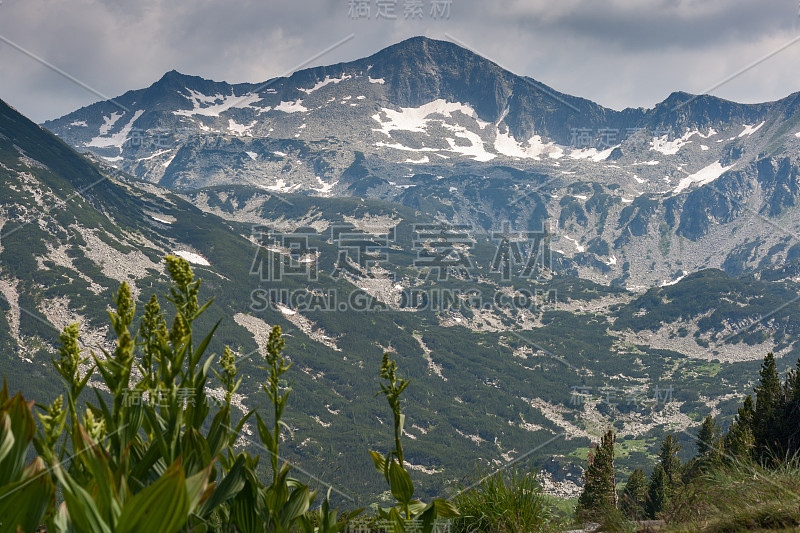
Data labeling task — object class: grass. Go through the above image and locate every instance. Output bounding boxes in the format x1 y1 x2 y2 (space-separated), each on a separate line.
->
545 495 577 519
567 437 656 465
452 468 564 533
663 458 800 532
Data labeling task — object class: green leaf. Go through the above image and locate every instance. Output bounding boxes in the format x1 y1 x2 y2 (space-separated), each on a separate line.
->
277 419 294 438
181 427 212 476
280 485 312 529
415 498 459 533
185 464 212 513
0 457 54 533
0 393 36 486
0 413 15 465
255 413 273 453
230 479 262 533
387 507 406 533
369 450 386 473
192 298 216 322
431 498 459 518
195 455 247 518
389 460 414 505
74 426 120 523
128 438 163 490
407 500 428 516
231 409 257 447
191 320 219 367
49 502 71 533
115 460 190 533
206 406 229 457
53 464 113 533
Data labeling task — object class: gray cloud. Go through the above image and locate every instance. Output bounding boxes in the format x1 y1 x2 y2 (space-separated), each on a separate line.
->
1 0 799 122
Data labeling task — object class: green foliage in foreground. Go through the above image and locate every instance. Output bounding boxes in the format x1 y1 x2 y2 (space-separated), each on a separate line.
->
451 468 558 533
0 380 55 532
2 256 485 532
369 354 459 532
664 459 800 533
17 256 800 532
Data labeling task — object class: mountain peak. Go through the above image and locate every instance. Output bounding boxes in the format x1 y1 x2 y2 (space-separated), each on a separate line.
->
366 35 491 71
152 69 203 88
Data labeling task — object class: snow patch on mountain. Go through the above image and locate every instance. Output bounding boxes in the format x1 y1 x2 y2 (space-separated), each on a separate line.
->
375 141 437 152
651 129 696 155
312 177 337 196
299 74 352 94
137 149 172 162
173 250 210 266
174 89 262 117
442 124 495 162
674 161 734 193
563 235 585 252
568 145 617 162
264 179 301 193
738 121 765 137
228 118 256 135
275 100 309 113
149 214 174 224
99 112 124 135
661 273 686 287
372 99 489 136
494 129 564 160
86 110 145 150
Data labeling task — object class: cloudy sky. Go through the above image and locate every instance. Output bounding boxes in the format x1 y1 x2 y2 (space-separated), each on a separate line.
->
1 0 800 123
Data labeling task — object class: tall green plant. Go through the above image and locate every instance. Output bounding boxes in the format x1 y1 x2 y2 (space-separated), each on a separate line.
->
3 256 362 532
21 256 253 531
0 380 55 532
452 467 551 533
231 325 360 533
370 354 458 533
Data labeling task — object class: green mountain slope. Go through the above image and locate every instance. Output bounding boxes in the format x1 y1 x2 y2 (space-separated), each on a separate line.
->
3 97 800 505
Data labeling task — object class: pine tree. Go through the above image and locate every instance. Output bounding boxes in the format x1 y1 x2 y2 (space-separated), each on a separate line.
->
576 429 617 520
645 434 682 518
782 358 800 453
697 414 721 459
684 415 723 483
658 434 682 491
620 468 647 520
725 395 756 460
754 352 784 456
646 465 669 519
